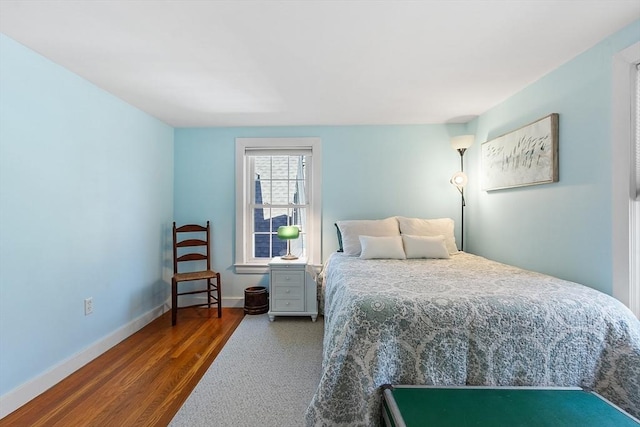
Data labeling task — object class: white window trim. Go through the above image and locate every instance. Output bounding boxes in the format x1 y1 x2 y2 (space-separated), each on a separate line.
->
235 137 322 274
612 41 640 318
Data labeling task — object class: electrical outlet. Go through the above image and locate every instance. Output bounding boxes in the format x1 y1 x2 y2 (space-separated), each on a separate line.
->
84 297 93 315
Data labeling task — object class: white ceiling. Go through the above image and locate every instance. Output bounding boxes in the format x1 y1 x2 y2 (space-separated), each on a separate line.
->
1 1 638 128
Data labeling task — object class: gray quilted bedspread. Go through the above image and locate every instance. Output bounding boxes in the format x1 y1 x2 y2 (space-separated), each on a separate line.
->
304 253 640 426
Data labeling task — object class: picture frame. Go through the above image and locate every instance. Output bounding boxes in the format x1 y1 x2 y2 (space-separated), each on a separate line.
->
481 113 559 191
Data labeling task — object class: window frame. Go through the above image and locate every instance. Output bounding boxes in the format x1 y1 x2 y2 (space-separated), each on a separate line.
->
235 137 322 274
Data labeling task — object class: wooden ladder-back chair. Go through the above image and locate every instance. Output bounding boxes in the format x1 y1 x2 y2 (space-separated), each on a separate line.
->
172 221 222 325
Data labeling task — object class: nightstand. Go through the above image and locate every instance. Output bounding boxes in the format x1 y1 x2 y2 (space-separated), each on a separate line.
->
268 257 318 322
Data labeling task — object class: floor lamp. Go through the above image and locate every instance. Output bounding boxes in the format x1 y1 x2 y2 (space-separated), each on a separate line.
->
450 135 474 251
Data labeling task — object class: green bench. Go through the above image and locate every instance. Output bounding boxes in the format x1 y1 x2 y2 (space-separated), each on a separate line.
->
382 386 639 427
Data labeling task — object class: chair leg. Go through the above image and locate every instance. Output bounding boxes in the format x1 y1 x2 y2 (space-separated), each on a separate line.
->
216 272 222 318
207 278 212 309
171 278 178 326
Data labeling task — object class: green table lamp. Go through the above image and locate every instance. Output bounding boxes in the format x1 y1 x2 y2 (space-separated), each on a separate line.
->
277 225 300 260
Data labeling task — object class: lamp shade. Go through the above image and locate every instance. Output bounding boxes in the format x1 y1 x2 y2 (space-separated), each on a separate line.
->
450 135 475 150
277 225 300 240
450 171 468 188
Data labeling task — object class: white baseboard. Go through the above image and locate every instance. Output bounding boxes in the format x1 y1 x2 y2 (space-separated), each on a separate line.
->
225 296 244 308
0 303 168 419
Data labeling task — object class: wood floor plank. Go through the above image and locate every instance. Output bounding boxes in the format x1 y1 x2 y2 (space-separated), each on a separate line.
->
0 307 245 427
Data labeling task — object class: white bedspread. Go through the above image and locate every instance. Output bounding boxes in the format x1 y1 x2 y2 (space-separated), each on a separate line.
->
304 253 640 426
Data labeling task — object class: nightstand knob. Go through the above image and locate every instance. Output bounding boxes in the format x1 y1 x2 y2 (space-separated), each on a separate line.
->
285 289 290 293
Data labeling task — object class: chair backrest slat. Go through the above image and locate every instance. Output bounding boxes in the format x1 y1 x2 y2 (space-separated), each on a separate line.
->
177 253 207 262
177 239 207 248
175 224 207 233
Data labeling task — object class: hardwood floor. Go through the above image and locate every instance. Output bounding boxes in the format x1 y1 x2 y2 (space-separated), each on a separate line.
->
0 307 245 427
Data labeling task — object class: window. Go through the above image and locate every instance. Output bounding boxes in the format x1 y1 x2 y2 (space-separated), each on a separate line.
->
251 154 307 259
235 138 321 273
612 42 640 318
631 62 640 318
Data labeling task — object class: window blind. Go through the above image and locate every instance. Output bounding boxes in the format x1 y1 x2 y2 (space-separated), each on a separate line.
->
635 63 640 199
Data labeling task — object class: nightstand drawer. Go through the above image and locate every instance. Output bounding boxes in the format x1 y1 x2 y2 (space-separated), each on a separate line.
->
272 271 304 287
273 285 303 299
273 298 304 312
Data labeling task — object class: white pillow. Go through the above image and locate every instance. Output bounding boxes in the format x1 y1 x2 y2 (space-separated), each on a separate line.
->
336 217 400 256
402 235 450 259
397 217 458 254
359 235 406 259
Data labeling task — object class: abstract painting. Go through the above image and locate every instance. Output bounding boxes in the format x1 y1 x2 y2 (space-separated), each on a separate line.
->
481 113 559 191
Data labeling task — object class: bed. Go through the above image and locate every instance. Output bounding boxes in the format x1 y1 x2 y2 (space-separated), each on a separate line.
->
303 218 640 426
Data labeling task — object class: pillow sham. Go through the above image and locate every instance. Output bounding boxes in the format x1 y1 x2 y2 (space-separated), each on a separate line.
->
336 217 400 256
402 234 450 259
397 216 458 254
359 235 406 260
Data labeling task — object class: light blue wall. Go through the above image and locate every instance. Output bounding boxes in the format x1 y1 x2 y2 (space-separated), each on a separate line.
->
0 35 174 396
174 124 467 299
465 20 640 294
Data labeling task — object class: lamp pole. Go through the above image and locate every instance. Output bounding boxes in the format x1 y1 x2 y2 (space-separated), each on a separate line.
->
458 149 465 251
450 135 474 253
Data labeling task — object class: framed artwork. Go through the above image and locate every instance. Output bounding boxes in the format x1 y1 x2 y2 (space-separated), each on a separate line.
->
481 113 559 191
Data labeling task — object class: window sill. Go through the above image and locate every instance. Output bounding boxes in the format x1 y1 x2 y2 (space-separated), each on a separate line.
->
234 264 269 274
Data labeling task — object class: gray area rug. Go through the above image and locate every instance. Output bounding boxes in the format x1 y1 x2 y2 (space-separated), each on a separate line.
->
170 314 324 427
